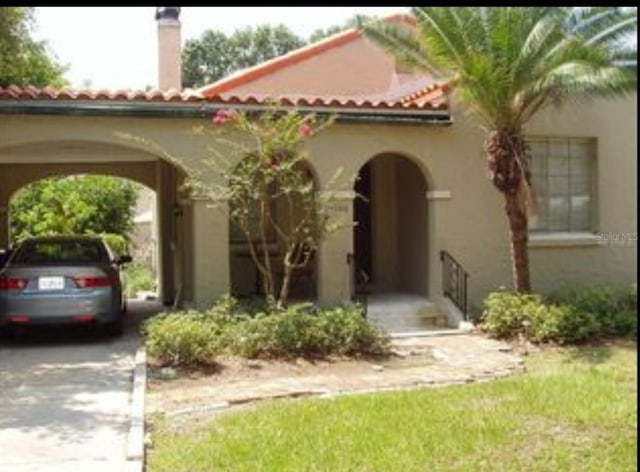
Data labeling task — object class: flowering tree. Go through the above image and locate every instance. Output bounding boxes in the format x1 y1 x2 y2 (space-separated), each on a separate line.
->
190 106 340 307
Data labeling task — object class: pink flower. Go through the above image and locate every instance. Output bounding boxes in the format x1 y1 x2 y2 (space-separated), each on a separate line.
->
212 109 239 125
298 123 312 137
213 109 228 124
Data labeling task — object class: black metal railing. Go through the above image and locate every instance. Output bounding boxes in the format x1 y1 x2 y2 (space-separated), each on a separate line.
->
440 250 469 320
347 253 368 318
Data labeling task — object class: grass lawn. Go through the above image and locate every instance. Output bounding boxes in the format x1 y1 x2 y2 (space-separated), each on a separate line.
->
147 341 637 472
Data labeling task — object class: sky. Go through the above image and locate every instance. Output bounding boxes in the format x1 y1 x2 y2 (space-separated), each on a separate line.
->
32 6 409 91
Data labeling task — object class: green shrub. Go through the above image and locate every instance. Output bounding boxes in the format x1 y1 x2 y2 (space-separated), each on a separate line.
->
530 304 600 344
223 303 387 359
317 305 387 356
481 283 638 344
144 296 389 365
144 311 221 366
546 283 637 338
480 290 546 339
224 314 282 358
101 232 128 255
124 263 156 298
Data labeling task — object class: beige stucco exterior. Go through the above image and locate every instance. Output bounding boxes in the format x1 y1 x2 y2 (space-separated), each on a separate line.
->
0 92 636 314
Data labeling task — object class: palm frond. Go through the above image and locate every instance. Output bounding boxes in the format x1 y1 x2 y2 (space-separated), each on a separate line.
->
361 18 435 74
364 7 636 131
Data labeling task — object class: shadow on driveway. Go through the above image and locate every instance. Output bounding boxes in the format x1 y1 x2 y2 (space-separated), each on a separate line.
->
0 300 161 469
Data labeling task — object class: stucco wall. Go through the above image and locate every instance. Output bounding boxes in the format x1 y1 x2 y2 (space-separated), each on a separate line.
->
525 95 638 295
1 93 636 310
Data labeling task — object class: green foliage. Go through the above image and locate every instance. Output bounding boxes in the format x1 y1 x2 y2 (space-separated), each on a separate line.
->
316 305 386 356
100 233 128 255
547 283 637 337
481 290 547 339
9 175 139 246
149 345 638 472
144 296 388 365
363 7 637 293
481 283 637 343
308 14 375 43
530 304 600 344
364 7 636 130
144 311 221 366
124 263 156 298
182 24 304 88
0 7 67 87
183 105 339 306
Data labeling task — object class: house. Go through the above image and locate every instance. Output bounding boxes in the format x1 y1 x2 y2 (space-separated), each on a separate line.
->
0 10 636 329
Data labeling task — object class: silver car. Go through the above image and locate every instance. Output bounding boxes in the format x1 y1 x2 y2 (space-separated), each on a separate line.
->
0 236 131 336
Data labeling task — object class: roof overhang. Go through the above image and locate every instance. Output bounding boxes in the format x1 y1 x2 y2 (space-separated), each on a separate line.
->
0 99 452 125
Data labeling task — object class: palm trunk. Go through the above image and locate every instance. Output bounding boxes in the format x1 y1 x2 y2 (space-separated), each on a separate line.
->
504 192 531 292
486 129 532 293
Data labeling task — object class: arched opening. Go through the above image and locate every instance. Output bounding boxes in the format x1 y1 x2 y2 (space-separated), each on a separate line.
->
0 140 191 307
229 157 319 302
353 153 429 297
8 174 159 301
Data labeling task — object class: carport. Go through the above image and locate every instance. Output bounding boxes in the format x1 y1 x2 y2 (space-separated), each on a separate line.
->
0 91 226 307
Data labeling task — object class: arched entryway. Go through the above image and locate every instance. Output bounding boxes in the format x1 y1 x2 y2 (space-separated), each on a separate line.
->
353 153 429 297
353 153 440 333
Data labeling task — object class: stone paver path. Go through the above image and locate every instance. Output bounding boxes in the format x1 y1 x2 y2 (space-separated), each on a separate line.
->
148 334 525 418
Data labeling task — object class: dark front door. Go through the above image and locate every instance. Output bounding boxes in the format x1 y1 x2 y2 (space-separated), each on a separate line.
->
353 162 372 286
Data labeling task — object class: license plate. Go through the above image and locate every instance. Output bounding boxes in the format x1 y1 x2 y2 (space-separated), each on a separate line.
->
39 276 65 290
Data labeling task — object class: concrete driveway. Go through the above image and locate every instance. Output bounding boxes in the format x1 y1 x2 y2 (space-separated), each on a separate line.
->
0 300 161 472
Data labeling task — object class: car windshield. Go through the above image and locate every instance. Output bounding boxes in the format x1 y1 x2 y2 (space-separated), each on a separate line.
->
11 240 108 265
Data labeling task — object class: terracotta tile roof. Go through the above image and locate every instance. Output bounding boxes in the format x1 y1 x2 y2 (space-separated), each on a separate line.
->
197 29 363 97
0 85 449 112
0 13 450 114
197 13 427 100
0 85 202 102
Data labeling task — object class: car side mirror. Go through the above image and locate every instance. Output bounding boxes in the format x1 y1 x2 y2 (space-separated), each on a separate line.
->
115 255 133 265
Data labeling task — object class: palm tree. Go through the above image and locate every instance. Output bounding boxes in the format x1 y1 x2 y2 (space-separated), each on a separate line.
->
363 7 637 292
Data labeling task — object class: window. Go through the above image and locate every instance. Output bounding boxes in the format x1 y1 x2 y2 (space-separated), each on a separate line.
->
528 137 596 233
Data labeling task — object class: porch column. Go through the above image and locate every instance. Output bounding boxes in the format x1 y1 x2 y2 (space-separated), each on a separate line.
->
156 161 177 305
317 190 354 306
0 204 8 250
0 168 11 249
191 197 229 308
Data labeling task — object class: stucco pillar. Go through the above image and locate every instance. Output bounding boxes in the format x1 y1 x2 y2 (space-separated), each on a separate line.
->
191 198 229 308
317 191 355 306
156 162 177 305
0 166 11 249
0 204 8 250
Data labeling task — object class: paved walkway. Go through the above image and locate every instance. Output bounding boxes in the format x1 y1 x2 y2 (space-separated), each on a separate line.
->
150 333 525 419
0 300 159 472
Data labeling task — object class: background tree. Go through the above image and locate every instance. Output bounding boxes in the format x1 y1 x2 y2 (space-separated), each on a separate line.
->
364 7 637 293
182 25 304 89
10 175 138 252
309 14 374 43
0 7 67 87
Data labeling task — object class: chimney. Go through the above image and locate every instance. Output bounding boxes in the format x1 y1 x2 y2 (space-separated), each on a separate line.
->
156 7 182 91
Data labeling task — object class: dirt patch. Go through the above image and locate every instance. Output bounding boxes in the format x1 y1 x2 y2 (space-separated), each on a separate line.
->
145 334 526 418
147 348 434 413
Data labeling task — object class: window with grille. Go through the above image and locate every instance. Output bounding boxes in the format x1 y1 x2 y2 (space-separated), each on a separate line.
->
528 137 596 233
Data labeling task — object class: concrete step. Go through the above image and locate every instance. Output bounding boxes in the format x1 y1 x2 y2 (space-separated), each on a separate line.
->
365 294 450 334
